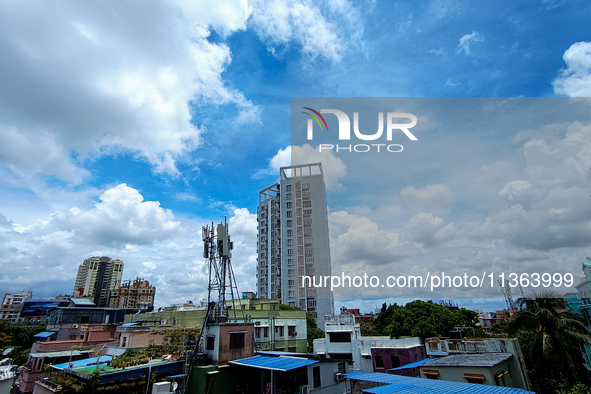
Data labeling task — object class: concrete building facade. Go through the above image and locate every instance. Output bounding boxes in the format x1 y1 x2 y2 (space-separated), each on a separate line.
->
257 163 334 328
0 291 33 323
73 256 123 307
314 314 426 374
128 298 309 353
423 337 531 390
109 277 155 312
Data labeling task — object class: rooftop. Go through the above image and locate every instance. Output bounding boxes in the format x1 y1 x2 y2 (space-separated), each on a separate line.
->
51 356 184 383
229 355 318 372
346 372 534 394
421 353 513 368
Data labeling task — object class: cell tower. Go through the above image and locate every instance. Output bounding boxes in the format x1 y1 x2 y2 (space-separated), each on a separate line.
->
202 219 242 320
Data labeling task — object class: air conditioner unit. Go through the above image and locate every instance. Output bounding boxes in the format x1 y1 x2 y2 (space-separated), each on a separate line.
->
334 372 345 382
299 385 310 394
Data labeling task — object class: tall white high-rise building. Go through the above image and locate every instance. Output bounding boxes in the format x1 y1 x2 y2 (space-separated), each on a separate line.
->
257 163 334 328
73 256 123 307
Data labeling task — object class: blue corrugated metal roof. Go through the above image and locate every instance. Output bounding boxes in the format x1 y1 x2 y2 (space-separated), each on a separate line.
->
53 356 113 370
363 384 414 393
229 356 318 371
346 372 535 394
388 359 434 371
33 331 57 338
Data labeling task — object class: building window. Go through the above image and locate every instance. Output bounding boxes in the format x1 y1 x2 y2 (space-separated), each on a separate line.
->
288 346 297 352
287 249 293 256
254 327 261 339
286 202 292 208
263 327 269 337
286 185 292 191
423 370 439 380
229 332 245 349
206 336 215 350
328 332 351 343
313 366 321 388
286 211 292 217
286 193 291 200
338 362 346 374
288 325 297 336
375 356 384 369
463 373 485 384
287 230 292 236
275 326 284 337
286 220 292 227
390 356 400 368
303 200 311 207
288 280 295 286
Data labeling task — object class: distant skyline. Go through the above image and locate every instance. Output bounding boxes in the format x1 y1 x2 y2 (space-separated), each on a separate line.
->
1 1 590 311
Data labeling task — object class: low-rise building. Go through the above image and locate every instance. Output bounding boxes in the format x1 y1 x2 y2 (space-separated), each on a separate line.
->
19 299 71 325
32 355 184 394
346 371 535 394
345 308 375 324
116 323 166 349
419 353 523 387
423 337 531 390
109 277 156 312
0 291 33 323
46 307 126 341
228 355 349 394
314 314 426 374
129 298 309 353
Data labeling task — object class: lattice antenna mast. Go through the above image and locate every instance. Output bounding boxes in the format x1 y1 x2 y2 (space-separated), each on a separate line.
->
202 219 242 320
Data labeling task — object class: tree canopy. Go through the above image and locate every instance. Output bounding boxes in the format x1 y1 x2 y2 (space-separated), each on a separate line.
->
0 320 46 365
508 292 591 394
369 300 485 338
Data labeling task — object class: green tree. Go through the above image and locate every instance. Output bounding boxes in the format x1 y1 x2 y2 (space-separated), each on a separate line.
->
372 300 485 339
0 321 46 366
508 292 591 394
557 383 591 394
306 311 324 352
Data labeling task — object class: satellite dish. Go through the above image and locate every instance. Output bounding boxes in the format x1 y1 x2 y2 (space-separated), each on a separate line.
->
172 382 178 391
2 347 13 356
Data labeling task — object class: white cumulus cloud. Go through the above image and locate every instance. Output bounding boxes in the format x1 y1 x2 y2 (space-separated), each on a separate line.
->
553 41 591 97
0 1 259 183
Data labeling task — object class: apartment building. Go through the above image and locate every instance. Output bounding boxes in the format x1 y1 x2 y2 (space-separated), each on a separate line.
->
73 256 123 307
257 163 334 328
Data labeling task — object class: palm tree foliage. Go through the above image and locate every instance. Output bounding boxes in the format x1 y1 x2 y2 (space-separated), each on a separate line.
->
508 291 591 392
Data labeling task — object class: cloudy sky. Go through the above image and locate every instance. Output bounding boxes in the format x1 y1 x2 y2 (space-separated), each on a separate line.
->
1 0 591 312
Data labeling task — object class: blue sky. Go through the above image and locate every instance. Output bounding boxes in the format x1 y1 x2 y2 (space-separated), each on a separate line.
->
1 0 591 312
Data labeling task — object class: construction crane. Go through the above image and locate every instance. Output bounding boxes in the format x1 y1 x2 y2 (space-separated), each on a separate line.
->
498 279 515 311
